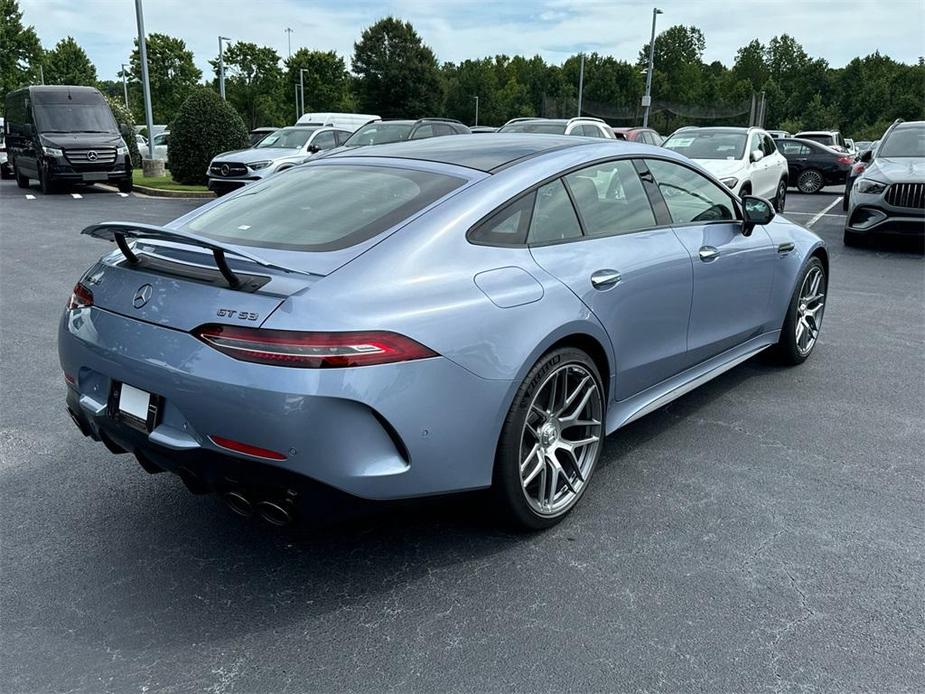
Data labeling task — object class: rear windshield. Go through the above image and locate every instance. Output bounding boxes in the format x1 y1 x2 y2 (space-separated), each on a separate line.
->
184 165 465 251
255 128 314 149
34 102 118 134
499 122 568 134
877 126 925 158
798 134 835 147
663 131 747 160
344 123 413 147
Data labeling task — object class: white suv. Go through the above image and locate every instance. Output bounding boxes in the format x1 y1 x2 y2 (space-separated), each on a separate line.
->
498 117 615 138
662 126 790 211
795 130 848 153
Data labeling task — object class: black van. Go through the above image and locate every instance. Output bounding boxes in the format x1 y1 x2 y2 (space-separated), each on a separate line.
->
4 85 132 193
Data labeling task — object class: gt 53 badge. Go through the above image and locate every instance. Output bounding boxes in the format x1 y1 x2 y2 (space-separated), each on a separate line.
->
216 309 259 321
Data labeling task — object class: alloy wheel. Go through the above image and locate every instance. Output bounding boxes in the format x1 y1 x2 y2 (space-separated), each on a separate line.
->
519 363 603 516
776 181 787 212
798 170 823 194
795 265 825 355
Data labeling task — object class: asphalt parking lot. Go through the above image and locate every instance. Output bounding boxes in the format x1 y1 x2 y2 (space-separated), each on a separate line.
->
1 179 922 693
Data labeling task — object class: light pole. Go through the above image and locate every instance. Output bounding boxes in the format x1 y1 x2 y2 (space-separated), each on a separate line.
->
121 63 129 109
642 7 663 128
218 36 231 100
473 96 479 127
134 0 155 159
577 53 585 117
284 27 292 59
299 68 308 117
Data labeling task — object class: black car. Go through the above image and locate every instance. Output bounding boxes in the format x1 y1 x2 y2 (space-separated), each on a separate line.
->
777 137 854 194
4 85 133 194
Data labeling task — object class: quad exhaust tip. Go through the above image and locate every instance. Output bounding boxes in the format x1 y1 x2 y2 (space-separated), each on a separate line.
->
255 499 293 526
223 490 295 526
223 490 254 518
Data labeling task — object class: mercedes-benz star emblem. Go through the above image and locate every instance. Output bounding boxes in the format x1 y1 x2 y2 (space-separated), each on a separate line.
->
86 150 99 161
133 284 153 309
220 164 230 176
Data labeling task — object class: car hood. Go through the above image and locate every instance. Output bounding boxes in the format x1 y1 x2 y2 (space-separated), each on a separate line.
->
868 157 925 182
212 147 301 163
690 158 747 179
40 133 123 148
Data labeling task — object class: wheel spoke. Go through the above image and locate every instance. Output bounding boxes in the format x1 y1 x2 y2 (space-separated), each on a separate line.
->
559 374 590 415
562 434 600 450
520 443 540 474
522 454 544 487
796 320 806 344
559 382 597 425
560 446 585 484
544 460 559 508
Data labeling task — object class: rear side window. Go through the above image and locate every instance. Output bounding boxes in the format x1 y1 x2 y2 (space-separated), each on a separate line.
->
780 141 810 156
564 161 656 237
527 180 582 244
646 159 737 224
469 193 534 246
762 135 776 155
311 130 336 150
185 165 465 251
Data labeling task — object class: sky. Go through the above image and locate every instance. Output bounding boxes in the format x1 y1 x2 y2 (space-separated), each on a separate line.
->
19 0 925 81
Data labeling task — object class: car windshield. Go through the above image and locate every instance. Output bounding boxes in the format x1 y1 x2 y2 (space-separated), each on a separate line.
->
499 121 568 134
344 123 413 147
33 103 118 133
877 127 925 158
663 131 747 160
184 165 466 251
255 128 315 149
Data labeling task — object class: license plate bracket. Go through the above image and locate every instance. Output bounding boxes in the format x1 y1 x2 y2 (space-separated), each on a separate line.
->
109 382 161 433
82 172 109 182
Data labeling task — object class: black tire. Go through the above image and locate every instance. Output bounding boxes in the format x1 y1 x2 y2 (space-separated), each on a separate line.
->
15 163 30 189
772 257 826 365
774 179 787 212
493 346 605 530
797 169 824 194
118 179 133 194
39 163 55 195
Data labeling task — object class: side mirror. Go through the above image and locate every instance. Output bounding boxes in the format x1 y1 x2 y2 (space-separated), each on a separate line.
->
742 195 775 235
860 149 873 163
307 144 320 153
750 149 764 163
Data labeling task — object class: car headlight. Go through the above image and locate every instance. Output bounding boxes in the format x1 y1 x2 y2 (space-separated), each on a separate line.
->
247 160 272 171
720 177 738 189
43 146 63 157
856 179 887 195
116 139 129 156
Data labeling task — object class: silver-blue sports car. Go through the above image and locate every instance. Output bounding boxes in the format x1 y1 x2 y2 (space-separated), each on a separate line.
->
59 135 828 529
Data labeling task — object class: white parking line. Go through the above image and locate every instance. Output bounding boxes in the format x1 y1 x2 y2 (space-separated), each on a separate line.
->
70 193 82 199
118 192 129 197
25 194 35 200
806 198 841 228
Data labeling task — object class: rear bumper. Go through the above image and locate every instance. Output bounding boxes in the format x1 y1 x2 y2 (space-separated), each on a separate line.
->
58 306 512 500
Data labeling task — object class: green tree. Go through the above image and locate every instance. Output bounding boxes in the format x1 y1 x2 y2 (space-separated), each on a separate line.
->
732 39 768 91
168 88 248 185
211 41 283 129
0 0 42 101
286 49 354 117
127 33 201 123
42 36 97 86
106 96 142 168
352 17 442 118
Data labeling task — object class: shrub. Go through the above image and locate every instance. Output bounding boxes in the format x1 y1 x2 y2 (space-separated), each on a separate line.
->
168 88 248 185
106 96 142 169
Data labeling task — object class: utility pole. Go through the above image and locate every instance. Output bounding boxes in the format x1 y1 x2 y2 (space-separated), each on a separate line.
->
134 0 155 157
39 65 44 85
642 7 663 128
121 63 129 109
299 68 308 117
218 36 231 99
294 83 299 122
285 27 293 59
473 96 479 127
577 53 585 117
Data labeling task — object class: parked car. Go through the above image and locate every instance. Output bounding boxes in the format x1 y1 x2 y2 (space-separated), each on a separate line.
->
854 140 873 152
61 135 828 529
794 130 849 152
310 118 471 161
498 117 615 138
611 127 663 145
207 125 351 195
0 117 11 179
767 130 791 139
141 130 169 161
295 112 379 132
844 120 925 246
776 137 854 193
843 140 879 210
248 127 277 146
4 85 132 194
469 126 498 133
662 126 789 210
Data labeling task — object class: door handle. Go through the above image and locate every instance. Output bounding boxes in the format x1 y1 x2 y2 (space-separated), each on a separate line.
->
590 269 622 290
777 242 795 254
698 246 720 262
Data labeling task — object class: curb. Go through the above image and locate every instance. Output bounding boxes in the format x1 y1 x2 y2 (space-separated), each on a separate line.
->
97 183 215 199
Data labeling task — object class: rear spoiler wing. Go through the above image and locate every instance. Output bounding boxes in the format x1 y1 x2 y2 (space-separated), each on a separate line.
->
82 221 313 287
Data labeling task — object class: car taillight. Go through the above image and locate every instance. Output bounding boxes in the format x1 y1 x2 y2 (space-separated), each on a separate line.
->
852 162 866 175
836 155 854 165
66 282 93 310
194 325 439 368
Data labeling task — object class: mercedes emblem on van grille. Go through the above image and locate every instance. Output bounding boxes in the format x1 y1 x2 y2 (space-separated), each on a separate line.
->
86 150 99 161
133 284 153 309
220 164 230 176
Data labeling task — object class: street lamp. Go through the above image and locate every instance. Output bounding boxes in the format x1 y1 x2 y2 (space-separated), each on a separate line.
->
473 95 479 127
121 63 129 109
218 36 231 100
642 7 663 128
577 53 585 117
284 27 293 59
134 0 155 160
299 68 308 117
